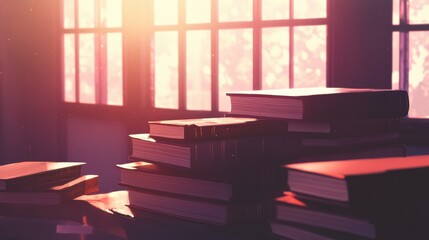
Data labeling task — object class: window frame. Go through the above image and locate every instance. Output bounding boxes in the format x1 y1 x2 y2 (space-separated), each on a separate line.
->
61 0 125 106
149 0 328 115
392 0 429 144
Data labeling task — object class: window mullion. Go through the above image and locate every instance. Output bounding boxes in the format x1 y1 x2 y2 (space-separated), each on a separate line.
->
399 0 409 92
74 0 80 103
289 0 294 88
253 0 262 90
211 0 219 112
179 0 186 110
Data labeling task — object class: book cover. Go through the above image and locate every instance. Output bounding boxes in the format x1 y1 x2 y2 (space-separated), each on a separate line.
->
285 155 429 205
297 144 406 163
287 118 400 138
148 117 288 141
270 220 368 240
0 175 99 205
127 188 273 227
129 133 301 172
273 191 429 239
0 161 85 191
299 132 400 148
117 161 286 202
227 87 409 121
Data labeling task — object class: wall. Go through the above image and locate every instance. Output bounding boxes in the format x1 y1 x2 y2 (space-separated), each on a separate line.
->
0 0 60 163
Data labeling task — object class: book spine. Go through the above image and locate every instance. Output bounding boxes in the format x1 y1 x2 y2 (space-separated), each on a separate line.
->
190 136 299 174
60 177 99 201
303 91 409 121
5 166 82 191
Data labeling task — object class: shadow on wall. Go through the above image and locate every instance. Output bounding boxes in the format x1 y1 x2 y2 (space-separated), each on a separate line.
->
67 117 130 193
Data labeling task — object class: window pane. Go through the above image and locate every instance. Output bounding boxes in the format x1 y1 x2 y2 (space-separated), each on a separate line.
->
262 27 290 89
63 0 75 29
392 0 400 25
186 0 210 24
154 32 179 109
218 0 252 22
262 0 289 20
294 0 326 19
64 34 76 102
154 0 178 25
79 34 96 104
107 33 123 106
409 0 429 24
219 29 253 112
392 32 400 90
186 30 211 110
104 0 122 28
294 26 326 88
78 0 95 28
408 31 429 118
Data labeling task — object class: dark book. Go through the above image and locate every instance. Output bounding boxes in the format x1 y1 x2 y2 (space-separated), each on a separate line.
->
300 132 400 148
0 175 99 205
287 118 400 137
297 144 406 163
0 161 85 191
129 133 300 172
127 188 272 227
117 161 286 202
272 191 429 239
148 116 287 141
286 155 429 205
270 220 367 240
113 203 274 240
226 87 409 121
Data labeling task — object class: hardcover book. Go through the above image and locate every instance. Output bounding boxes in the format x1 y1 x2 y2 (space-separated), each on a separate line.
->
0 175 99 205
148 117 287 141
285 155 429 205
129 133 300 171
299 132 400 148
127 188 272 226
117 161 286 202
287 118 400 137
273 191 429 239
0 161 85 191
226 88 409 121
270 220 367 240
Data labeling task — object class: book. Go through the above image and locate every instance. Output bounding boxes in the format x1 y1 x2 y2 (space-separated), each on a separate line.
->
299 132 400 148
226 87 409 121
113 203 273 240
272 191 429 239
127 188 272 227
287 118 400 137
0 175 99 205
0 161 85 191
117 161 286 202
129 133 300 171
148 116 287 141
285 155 429 205
270 220 367 240
297 144 406 163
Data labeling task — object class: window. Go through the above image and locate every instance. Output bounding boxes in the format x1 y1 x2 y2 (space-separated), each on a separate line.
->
393 0 429 118
152 0 327 112
62 0 123 106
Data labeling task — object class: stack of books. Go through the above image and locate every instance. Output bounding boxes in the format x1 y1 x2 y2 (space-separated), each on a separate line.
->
226 87 409 160
0 161 99 205
120 87 410 237
119 117 301 236
271 155 429 239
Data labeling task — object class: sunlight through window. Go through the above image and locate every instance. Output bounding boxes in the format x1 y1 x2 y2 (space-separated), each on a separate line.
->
62 0 124 105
